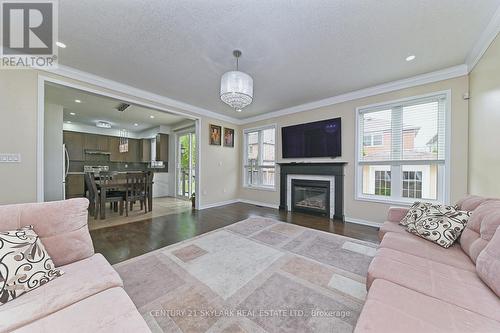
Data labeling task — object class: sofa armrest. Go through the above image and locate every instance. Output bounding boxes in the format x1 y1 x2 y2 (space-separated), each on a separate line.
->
387 207 409 223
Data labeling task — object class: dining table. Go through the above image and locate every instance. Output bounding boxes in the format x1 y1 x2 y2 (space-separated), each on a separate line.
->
96 175 153 219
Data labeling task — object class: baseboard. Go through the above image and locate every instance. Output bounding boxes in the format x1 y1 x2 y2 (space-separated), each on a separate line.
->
237 199 280 209
344 217 381 228
198 199 239 210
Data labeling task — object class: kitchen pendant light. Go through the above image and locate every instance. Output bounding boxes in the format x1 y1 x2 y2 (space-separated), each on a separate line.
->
220 50 253 112
119 128 129 153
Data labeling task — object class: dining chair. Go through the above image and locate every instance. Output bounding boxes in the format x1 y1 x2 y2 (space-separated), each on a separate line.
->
124 172 147 216
97 171 126 218
84 172 99 219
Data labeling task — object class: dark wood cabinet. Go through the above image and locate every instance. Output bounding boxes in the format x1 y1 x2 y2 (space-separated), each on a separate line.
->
156 134 169 162
125 139 139 162
84 133 109 151
63 131 84 161
109 136 123 162
65 174 84 199
139 139 151 162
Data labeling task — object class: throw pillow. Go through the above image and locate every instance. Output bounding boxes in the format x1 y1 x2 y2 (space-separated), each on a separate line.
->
406 205 471 248
0 226 63 305
399 201 433 227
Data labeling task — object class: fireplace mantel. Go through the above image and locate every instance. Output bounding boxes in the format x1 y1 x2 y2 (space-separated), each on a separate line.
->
278 162 347 221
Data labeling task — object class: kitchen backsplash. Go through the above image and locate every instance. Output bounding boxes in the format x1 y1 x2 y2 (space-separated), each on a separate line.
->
69 160 168 173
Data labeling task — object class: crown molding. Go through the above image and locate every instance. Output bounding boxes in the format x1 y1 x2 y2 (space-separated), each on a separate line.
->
466 4 500 72
239 64 468 124
42 65 242 125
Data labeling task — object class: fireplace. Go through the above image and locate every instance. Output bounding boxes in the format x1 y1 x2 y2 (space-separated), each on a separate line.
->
291 179 330 216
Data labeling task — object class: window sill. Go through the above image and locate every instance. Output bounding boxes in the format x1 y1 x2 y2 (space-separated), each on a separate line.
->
243 185 277 192
355 195 442 206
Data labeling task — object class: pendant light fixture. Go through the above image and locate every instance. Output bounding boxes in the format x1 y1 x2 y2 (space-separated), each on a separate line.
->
220 50 253 112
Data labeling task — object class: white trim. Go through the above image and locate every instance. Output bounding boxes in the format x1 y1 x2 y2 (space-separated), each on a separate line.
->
237 199 280 209
42 65 241 124
198 199 239 210
240 65 467 124
344 217 381 228
37 75 203 207
354 90 451 205
466 4 500 72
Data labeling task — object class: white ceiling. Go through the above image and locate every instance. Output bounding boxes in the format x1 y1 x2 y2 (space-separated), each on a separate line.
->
45 83 191 132
57 0 500 119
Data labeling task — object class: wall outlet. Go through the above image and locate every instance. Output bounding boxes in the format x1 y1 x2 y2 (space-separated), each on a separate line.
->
0 153 21 163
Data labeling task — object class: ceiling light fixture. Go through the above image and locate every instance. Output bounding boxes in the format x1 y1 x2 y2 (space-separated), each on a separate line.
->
220 50 253 112
56 41 66 48
134 123 139 126
406 55 416 62
69 112 76 116
149 115 155 119
96 121 112 129
74 99 81 103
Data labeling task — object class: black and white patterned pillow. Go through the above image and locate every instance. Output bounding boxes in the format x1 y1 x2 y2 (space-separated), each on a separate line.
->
404 204 471 248
400 202 433 228
0 226 63 305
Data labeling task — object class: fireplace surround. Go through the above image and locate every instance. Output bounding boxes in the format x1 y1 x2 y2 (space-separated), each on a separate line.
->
278 162 346 221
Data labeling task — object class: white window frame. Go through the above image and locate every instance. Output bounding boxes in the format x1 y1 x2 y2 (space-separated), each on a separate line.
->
355 90 451 206
363 133 384 147
243 124 277 191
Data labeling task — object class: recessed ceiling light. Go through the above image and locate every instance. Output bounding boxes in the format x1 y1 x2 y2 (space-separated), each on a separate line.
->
66 121 72 124
69 112 76 116
134 123 139 126
149 115 155 119
56 41 66 48
74 99 81 103
406 55 416 62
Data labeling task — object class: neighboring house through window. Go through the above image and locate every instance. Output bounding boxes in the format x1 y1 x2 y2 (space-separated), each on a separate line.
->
356 92 448 204
244 125 276 189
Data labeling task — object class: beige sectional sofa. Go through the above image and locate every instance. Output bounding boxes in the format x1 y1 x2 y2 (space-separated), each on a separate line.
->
0 199 150 333
355 196 500 332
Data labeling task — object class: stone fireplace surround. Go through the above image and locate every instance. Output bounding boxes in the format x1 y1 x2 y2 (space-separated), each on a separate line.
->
278 162 346 221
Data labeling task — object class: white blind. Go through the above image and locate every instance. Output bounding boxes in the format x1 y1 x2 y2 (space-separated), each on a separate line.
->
359 94 446 163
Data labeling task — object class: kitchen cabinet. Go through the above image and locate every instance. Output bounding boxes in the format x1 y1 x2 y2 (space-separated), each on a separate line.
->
125 139 139 162
156 134 169 162
65 174 84 199
63 131 84 161
109 136 123 162
139 139 151 162
84 133 109 151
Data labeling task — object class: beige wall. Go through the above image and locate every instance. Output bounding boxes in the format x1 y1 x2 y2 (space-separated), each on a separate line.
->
239 76 470 224
469 33 500 197
0 70 240 207
0 70 38 204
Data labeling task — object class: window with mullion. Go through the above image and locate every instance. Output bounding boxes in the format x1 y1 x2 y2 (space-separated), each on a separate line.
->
244 126 276 189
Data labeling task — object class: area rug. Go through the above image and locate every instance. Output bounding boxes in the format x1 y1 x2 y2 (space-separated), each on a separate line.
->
114 217 378 333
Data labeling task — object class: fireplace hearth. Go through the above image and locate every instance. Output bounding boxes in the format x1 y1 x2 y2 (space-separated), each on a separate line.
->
292 179 330 216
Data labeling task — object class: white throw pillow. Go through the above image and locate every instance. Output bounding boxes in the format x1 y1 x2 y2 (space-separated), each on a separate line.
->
0 226 63 305
404 204 471 248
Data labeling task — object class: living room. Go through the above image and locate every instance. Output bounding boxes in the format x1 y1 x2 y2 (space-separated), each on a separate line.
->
1 1 500 332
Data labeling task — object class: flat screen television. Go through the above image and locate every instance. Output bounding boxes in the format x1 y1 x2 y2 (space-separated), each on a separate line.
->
281 117 341 158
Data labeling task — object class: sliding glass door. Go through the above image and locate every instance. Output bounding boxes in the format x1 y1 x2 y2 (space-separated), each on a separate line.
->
177 131 196 199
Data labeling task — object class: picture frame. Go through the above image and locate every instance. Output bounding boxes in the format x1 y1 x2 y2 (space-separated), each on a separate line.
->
209 124 222 145
223 127 235 147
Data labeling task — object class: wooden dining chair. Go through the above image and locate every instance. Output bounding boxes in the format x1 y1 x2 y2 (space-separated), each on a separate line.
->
84 172 99 219
124 172 147 216
97 171 126 217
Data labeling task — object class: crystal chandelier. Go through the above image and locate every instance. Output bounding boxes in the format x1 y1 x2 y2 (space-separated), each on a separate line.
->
119 128 129 153
220 50 253 112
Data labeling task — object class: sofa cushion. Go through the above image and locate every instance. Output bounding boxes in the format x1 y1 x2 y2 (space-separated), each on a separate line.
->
354 279 500 333
378 221 406 240
0 226 63 305
0 199 93 267
406 206 471 248
367 249 500 321
12 287 150 333
379 232 475 271
476 226 500 297
460 200 500 263
0 254 122 333
455 195 492 211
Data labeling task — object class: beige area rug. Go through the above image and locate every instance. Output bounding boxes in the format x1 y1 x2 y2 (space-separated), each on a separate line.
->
88 197 192 230
114 217 378 333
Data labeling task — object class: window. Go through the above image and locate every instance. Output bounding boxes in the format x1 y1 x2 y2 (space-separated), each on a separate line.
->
244 126 276 189
356 92 448 204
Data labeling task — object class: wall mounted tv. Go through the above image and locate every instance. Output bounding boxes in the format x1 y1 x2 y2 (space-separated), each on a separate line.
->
281 117 341 158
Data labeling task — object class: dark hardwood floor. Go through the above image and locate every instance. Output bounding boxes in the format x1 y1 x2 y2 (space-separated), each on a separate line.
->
90 202 380 265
